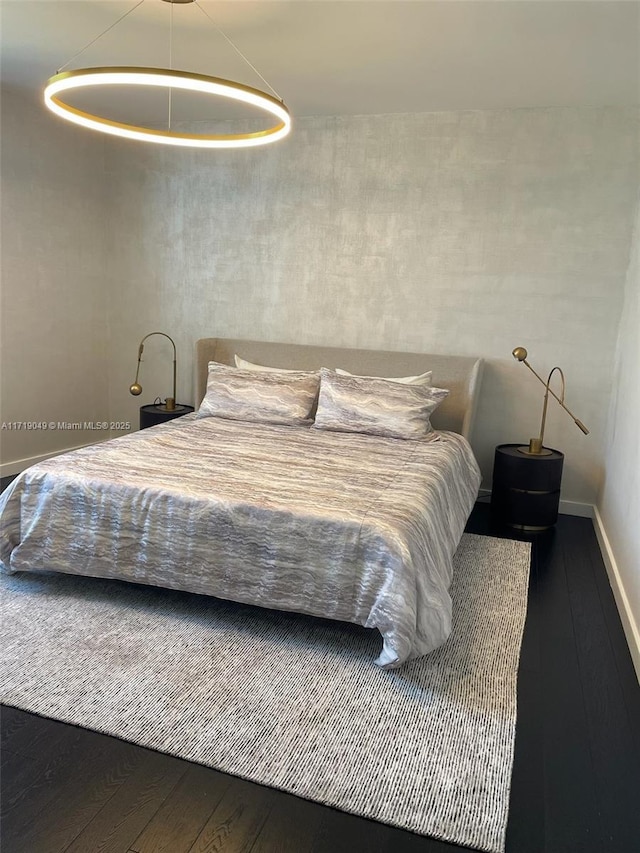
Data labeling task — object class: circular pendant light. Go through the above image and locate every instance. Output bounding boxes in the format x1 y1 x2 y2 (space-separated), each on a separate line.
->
44 67 291 148
43 0 291 149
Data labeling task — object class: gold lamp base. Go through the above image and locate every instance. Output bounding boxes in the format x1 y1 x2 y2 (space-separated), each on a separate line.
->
517 437 553 456
153 401 188 413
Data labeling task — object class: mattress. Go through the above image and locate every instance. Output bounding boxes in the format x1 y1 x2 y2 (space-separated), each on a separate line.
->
0 414 481 667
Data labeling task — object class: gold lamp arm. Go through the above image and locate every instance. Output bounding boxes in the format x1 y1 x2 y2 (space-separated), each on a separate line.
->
512 347 589 455
129 332 177 411
532 366 564 455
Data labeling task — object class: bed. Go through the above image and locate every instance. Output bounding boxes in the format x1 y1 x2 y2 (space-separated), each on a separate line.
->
0 339 483 668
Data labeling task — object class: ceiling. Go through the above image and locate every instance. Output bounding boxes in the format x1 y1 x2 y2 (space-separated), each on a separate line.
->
1 0 638 126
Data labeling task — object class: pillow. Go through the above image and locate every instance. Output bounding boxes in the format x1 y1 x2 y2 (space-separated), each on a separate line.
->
335 367 432 386
313 368 448 440
234 354 300 373
198 362 319 426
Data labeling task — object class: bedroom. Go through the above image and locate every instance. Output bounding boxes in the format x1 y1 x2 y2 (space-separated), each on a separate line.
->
1 1 639 852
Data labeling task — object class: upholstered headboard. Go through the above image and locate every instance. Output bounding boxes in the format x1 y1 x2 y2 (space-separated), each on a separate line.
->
195 338 483 440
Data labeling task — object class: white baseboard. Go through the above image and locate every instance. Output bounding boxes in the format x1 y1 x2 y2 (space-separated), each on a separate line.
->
0 440 108 478
558 499 594 518
593 506 640 683
482 489 637 678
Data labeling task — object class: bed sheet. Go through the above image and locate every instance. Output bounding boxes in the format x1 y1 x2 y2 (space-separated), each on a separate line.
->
0 415 481 667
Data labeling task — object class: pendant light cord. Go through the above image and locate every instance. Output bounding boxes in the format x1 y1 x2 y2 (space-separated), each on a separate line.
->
55 0 283 106
56 0 147 74
193 1 283 102
168 0 173 130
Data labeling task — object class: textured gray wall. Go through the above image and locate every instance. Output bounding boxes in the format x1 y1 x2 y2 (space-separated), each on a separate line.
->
0 89 110 467
106 107 639 504
598 190 640 663
1 97 637 505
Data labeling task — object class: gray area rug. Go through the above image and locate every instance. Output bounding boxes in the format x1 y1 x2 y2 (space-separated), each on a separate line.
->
1 533 530 853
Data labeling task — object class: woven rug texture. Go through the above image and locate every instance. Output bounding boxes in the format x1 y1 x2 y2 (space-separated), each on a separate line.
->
1 532 531 853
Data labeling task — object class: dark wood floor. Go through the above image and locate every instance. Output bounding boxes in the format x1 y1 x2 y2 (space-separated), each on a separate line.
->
1 487 639 852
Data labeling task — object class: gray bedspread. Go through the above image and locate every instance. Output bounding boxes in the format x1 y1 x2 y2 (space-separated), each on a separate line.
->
0 415 481 667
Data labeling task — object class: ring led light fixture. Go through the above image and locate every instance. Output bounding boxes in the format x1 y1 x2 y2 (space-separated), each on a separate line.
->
43 0 291 149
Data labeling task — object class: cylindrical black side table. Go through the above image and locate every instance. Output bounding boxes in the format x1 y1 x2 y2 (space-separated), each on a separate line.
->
139 404 194 430
490 443 564 531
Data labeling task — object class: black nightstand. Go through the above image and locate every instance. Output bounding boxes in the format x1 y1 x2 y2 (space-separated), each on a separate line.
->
490 443 564 531
139 404 194 430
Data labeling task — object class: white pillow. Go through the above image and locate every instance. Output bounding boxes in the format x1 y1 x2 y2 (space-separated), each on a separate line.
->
335 367 432 386
234 354 300 373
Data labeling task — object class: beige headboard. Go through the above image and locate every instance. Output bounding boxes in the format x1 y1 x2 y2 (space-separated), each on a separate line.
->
195 338 483 440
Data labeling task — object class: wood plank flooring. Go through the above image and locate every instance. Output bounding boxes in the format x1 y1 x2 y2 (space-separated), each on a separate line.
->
1 495 639 853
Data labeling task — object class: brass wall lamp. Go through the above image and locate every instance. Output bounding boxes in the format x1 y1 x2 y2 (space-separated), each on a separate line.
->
512 346 589 456
129 331 177 411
